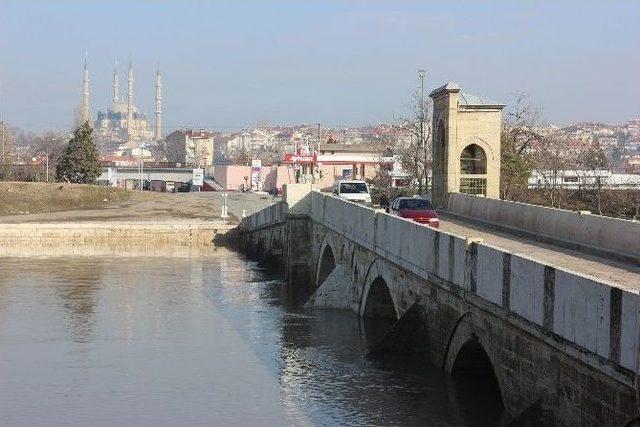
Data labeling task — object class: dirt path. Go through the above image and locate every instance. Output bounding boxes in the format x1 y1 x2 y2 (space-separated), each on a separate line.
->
2 184 277 224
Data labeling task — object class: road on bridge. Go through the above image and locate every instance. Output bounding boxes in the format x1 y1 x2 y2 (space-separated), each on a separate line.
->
438 213 640 292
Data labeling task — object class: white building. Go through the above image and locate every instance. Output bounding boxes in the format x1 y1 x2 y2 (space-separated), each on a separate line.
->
164 129 215 167
529 170 640 189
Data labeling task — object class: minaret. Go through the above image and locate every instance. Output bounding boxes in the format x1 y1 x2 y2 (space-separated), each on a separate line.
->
127 61 134 138
155 65 162 141
78 55 91 125
113 62 120 104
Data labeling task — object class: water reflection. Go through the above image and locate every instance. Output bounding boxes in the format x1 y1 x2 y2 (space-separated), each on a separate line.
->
0 251 506 426
52 259 104 343
213 256 507 426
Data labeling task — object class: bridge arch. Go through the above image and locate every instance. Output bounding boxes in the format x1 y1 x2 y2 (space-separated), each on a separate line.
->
451 338 499 379
316 240 336 288
362 276 397 320
359 273 400 348
443 313 505 413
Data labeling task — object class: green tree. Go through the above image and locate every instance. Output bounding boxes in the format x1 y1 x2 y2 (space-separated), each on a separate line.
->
55 122 101 183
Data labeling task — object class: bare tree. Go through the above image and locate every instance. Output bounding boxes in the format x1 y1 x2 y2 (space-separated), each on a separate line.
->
0 122 17 180
501 93 542 200
578 141 609 215
396 91 432 194
157 137 186 165
234 148 252 166
535 133 572 207
30 131 67 182
505 93 543 154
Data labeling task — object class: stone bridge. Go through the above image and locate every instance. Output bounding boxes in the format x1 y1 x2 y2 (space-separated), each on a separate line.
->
238 185 639 426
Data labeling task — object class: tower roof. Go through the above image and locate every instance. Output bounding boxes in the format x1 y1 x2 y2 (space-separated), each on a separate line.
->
459 92 493 106
429 81 504 109
429 81 460 97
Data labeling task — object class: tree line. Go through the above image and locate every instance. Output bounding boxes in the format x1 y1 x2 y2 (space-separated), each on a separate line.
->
1 121 101 184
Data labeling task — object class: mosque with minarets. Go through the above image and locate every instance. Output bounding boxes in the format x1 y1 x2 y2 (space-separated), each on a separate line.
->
76 59 163 146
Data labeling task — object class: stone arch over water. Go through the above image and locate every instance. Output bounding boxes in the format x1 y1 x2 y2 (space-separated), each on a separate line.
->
443 313 505 416
316 241 336 288
361 276 397 320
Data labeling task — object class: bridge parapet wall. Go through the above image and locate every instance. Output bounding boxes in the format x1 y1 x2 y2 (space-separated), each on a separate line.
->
448 192 640 262
239 201 287 231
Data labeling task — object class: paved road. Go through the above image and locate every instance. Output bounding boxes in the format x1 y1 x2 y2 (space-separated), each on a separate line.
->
439 214 640 292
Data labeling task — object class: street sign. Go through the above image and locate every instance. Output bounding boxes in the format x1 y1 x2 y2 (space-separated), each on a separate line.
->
283 153 317 164
107 167 118 187
192 168 204 186
251 159 262 191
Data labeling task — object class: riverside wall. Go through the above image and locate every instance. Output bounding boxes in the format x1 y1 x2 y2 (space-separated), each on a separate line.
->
1 222 233 255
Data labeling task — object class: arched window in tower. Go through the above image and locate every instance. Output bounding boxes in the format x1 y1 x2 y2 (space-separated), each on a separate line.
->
460 143 487 195
460 144 487 174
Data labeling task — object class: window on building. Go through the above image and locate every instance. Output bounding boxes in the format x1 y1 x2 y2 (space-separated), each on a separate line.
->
460 177 487 196
460 144 487 174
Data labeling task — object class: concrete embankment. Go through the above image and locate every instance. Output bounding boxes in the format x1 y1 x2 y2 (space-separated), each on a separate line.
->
1 221 234 256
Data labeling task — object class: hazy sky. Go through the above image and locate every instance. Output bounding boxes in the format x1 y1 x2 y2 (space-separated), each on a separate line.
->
1 1 639 132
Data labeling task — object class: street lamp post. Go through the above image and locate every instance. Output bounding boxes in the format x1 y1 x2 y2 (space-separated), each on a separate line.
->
46 138 55 182
418 68 426 192
1 120 5 166
138 141 147 191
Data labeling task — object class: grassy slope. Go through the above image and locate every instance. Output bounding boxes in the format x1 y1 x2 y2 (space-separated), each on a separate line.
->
0 181 158 216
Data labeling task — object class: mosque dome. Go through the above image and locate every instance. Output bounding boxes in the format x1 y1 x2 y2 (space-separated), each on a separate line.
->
110 101 136 114
91 60 159 142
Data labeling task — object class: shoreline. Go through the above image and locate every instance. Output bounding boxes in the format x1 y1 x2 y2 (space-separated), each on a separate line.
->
1 221 236 256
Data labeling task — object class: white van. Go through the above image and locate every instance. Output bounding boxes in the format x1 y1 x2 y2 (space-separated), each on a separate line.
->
333 180 372 204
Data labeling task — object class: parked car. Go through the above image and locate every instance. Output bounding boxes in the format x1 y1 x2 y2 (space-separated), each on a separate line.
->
333 180 372 204
388 197 439 228
175 182 191 192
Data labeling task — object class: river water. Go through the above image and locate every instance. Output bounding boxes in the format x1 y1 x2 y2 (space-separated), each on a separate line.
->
0 250 505 426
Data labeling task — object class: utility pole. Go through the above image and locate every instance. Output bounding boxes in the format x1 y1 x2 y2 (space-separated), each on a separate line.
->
138 141 145 191
1 119 5 165
46 138 55 182
418 69 426 193
315 123 321 183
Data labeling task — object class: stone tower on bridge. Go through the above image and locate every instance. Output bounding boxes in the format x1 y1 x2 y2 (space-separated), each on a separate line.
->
430 82 504 207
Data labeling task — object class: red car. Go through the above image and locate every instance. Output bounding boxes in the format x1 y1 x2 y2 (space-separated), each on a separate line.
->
388 197 439 228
